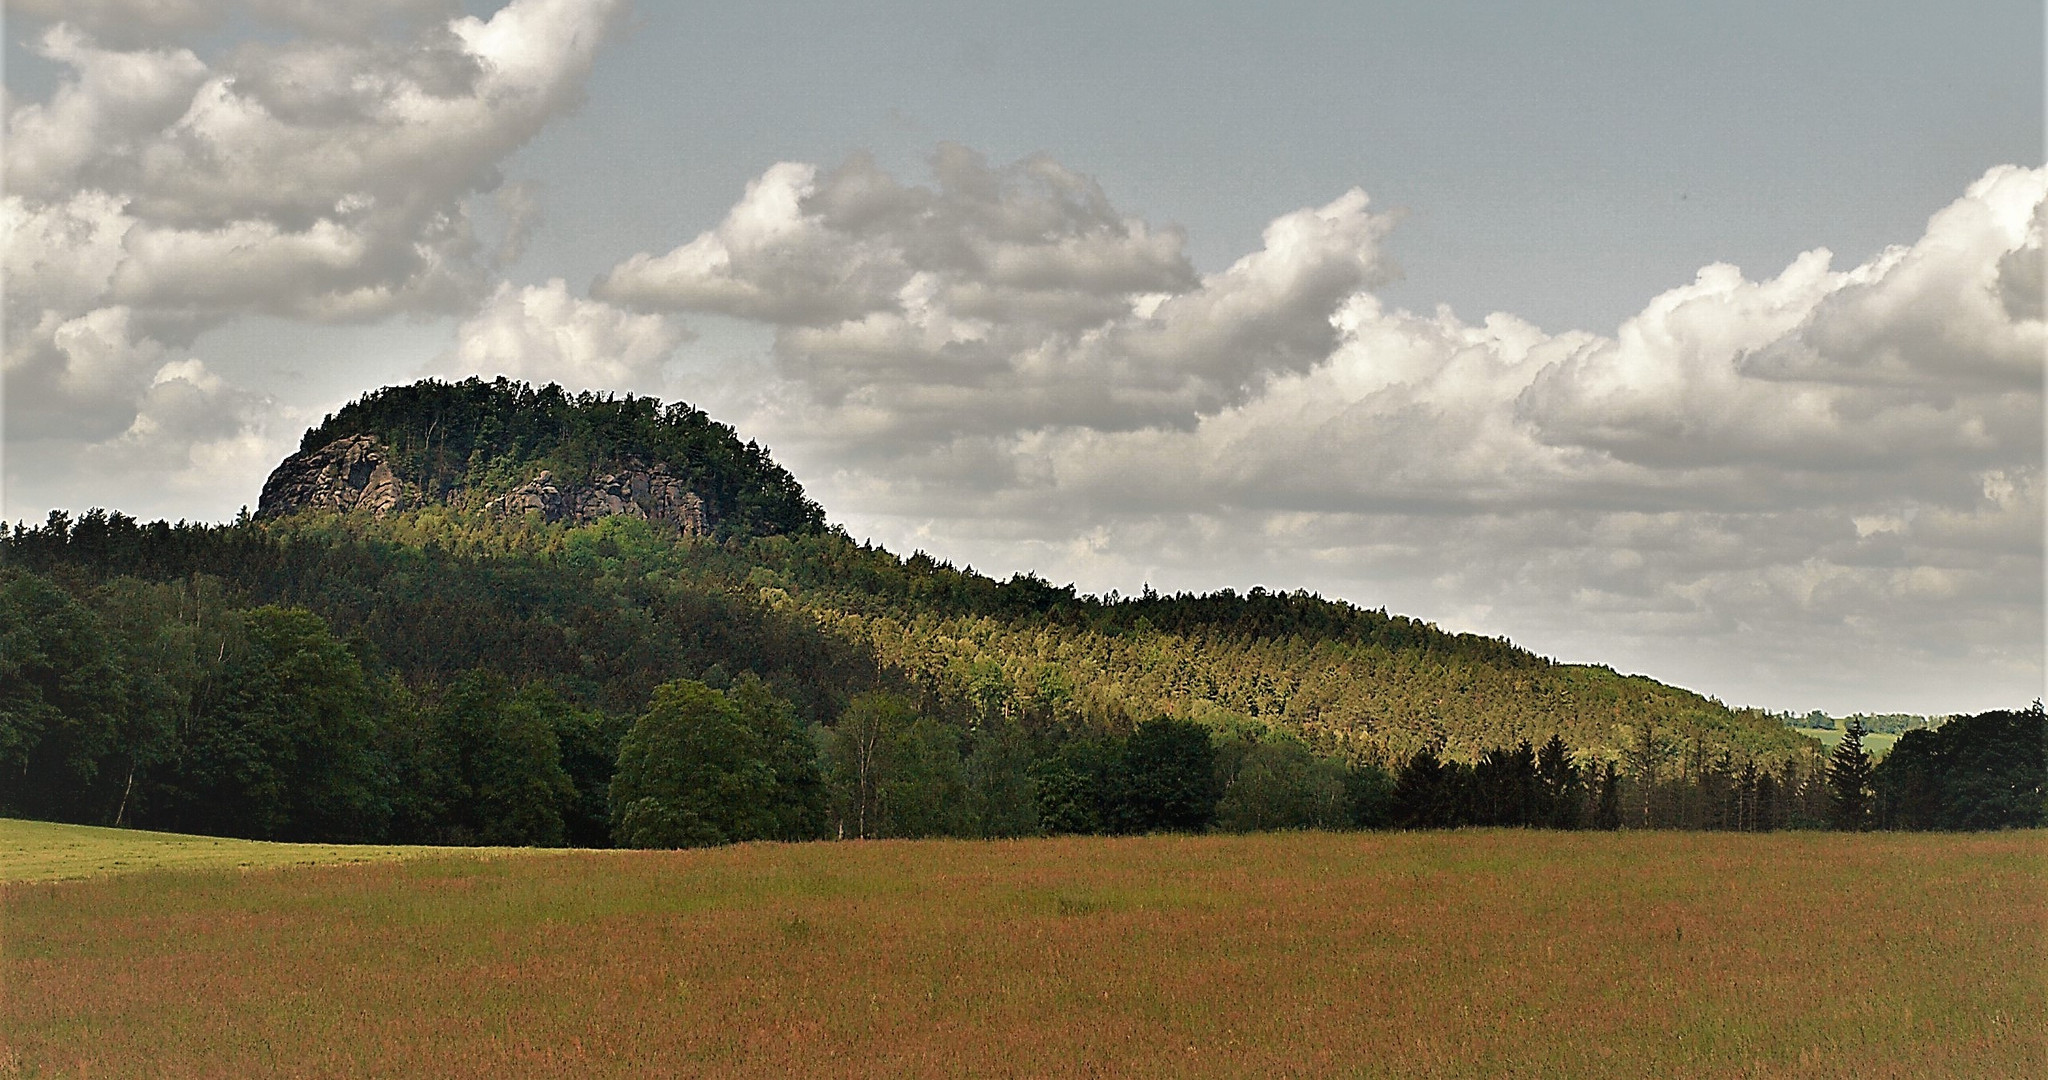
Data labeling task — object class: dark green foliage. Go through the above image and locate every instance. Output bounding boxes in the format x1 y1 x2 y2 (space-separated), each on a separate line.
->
1391 745 1463 829
964 717 1039 838
1875 705 2046 830
299 378 824 537
609 678 824 849
878 714 970 839
725 673 830 842
1214 734 1348 832
1029 738 1118 836
0 569 128 822
1469 741 1540 826
1535 734 1583 829
520 687 621 847
822 690 908 839
1593 760 1623 830
1110 717 1218 834
1342 760 1396 828
1828 719 1874 831
165 606 388 841
422 672 576 846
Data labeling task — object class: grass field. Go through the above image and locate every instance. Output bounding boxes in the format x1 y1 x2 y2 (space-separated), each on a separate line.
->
3 827 2042 1078
1787 727 1901 760
0 818 555 883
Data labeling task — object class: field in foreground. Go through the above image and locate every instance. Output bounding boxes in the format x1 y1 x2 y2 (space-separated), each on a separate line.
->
4 829 2042 1078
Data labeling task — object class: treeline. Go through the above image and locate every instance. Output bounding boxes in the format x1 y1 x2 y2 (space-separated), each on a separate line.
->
3 509 1805 769
10 558 2035 844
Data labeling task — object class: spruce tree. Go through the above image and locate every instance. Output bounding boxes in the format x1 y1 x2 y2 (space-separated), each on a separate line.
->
1827 718 1874 831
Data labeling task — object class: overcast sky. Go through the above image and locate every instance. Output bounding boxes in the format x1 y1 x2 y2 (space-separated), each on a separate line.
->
4 0 2043 716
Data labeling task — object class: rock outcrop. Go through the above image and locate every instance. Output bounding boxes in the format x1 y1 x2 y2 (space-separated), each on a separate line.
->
260 435 710 534
486 460 709 535
257 434 408 518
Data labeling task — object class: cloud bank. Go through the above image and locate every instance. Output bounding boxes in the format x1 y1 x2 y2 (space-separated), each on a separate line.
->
3 0 624 506
4 0 2035 714
598 151 2045 712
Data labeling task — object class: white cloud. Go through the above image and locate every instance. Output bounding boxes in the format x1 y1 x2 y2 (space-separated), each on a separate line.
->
436 279 688 394
605 151 2045 712
3 0 624 515
599 145 1394 437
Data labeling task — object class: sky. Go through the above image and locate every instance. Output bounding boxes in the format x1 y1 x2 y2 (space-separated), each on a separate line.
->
3 0 2043 716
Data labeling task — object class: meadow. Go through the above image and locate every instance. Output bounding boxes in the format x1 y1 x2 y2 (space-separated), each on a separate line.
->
3 826 2042 1078
0 818 546 884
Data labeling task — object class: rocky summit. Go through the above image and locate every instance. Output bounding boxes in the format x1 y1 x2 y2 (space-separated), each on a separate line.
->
258 432 710 534
257 434 408 519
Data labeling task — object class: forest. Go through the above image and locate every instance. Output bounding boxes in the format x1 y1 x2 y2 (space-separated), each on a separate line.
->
4 378 2040 845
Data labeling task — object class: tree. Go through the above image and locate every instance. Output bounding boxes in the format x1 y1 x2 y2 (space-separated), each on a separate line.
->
1535 734 1582 829
878 714 968 838
0 569 128 823
170 606 388 841
1109 717 1218 834
1391 743 1462 829
1874 705 2045 830
726 673 829 841
823 690 913 839
964 716 1038 838
610 679 778 848
1030 736 1117 836
528 685 624 847
1828 718 1874 831
1592 760 1622 830
1343 758 1396 829
1215 735 1346 832
428 671 576 846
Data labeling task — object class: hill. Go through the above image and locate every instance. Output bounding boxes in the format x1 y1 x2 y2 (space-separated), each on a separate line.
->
3 378 1817 843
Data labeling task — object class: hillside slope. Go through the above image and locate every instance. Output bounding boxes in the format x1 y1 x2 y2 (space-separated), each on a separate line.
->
3 379 1812 840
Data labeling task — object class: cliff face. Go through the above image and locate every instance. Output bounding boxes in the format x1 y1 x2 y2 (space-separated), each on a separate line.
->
485 461 708 535
257 435 408 518
258 435 709 534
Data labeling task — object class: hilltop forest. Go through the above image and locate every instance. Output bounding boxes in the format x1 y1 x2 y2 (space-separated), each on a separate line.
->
5 379 2039 845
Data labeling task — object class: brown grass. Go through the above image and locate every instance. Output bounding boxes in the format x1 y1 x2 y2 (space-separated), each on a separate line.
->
3 830 2042 1078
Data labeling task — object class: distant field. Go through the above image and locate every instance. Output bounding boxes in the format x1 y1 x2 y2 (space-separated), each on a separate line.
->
0 818 557 883
4 828 2042 1079
1787 727 1902 760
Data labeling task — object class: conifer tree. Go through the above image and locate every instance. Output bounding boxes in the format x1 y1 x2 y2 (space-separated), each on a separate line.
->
1828 718 1874 831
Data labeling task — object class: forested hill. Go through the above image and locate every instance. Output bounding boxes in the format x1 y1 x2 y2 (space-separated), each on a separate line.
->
3 378 1830 843
284 378 824 537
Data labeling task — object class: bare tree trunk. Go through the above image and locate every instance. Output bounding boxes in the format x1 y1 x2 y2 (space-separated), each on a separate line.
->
113 761 137 828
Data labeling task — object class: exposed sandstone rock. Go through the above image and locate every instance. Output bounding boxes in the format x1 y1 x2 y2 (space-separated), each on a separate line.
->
486 460 708 535
257 435 408 518
260 435 710 534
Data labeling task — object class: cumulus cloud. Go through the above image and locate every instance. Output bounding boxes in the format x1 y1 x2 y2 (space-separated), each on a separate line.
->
435 279 689 394
4 0 624 510
599 144 1395 437
604 151 2044 711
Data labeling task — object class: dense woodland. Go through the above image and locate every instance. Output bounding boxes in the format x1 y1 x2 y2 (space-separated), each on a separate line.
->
4 379 2040 845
